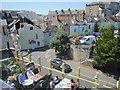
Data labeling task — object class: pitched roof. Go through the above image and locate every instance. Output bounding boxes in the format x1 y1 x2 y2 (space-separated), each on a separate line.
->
105 16 120 22
48 9 84 15
43 25 58 32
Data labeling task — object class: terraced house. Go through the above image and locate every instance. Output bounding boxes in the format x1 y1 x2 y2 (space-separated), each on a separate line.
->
47 9 85 34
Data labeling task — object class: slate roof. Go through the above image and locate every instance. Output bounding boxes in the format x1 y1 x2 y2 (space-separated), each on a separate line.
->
48 9 84 15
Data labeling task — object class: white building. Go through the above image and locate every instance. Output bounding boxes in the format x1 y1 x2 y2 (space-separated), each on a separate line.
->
70 16 120 35
70 26 80 35
18 22 58 50
18 23 45 50
86 22 94 32
43 26 58 46
98 17 120 29
70 20 94 35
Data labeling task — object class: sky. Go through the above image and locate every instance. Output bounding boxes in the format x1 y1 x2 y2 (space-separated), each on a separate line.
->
1 2 88 15
1 0 119 15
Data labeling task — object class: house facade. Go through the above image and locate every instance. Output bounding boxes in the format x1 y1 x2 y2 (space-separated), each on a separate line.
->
47 9 85 35
70 16 120 35
86 1 120 17
70 23 94 35
70 19 94 35
43 26 58 46
98 17 120 29
18 23 45 50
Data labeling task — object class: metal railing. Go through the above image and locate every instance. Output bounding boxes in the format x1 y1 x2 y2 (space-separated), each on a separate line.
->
14 51 120 89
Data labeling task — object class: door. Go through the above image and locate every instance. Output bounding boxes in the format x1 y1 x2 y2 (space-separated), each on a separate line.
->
32 43 36 50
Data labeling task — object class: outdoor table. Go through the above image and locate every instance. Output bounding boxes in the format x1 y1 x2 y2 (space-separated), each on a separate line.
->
55 78 71 88
30 71 49 82
22 79 34 86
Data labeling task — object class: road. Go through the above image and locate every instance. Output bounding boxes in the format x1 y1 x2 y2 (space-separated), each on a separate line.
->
21 48 117 88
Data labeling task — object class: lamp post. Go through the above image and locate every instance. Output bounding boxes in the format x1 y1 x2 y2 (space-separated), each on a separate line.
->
94 71 99 88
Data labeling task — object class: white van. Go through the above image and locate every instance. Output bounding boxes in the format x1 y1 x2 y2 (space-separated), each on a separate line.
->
80 36 96 44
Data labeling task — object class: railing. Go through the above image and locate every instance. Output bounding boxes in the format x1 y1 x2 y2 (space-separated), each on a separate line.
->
15 51 120 89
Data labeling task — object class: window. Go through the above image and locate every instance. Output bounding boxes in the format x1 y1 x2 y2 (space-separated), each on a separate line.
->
36 34 38 39
2 13 5 17
74 29 76 32
37 42 40 46
21 25 24 28
89 25 91 29
82 27 84 31
2 27 6 35
90 9 92 12
30 27 33 30
49 32 51 36
2 26 4 30
7 13 10 17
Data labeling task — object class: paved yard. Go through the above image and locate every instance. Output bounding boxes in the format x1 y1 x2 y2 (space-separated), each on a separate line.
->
21 48 117 88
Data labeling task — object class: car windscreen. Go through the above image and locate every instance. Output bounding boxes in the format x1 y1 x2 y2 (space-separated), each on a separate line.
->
55 60 65 64
74 37 78 39
81 38 87 41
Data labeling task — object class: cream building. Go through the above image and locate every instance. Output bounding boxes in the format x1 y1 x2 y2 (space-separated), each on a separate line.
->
86 1 120 17
18 23 44 50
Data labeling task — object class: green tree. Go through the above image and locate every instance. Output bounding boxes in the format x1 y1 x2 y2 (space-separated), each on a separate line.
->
49 25 70 53
93 26 120 66
74 39 80 45
83 29 91 34
108 24 115 31
99 27 108 33
94 21 99 32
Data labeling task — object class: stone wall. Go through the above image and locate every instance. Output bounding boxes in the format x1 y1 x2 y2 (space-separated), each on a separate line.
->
70 45 91 61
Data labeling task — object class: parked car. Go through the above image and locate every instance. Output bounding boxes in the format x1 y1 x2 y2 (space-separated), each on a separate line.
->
51 59 72 73
71 36 84 43
81 33 94 36
93 32 102 37
80 36 96 44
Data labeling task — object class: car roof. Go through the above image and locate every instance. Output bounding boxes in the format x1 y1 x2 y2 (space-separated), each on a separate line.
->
52 59 65 63
77 36 84 38
83 36 95 38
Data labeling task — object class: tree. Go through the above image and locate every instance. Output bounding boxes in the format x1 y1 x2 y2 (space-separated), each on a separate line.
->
74 39 80 45
93 26 120 67
83 29 91 34
99 27 108 33
94 21 99 32
49 25 70 53
108 24 115 31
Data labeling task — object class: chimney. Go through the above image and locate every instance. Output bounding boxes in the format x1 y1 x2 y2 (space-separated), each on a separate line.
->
74 14 76 20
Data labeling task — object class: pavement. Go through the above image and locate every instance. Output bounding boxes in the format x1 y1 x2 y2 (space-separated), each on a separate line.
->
21 48 117 88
